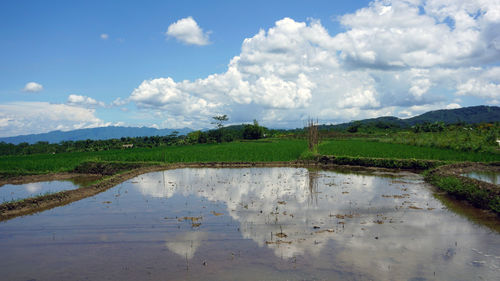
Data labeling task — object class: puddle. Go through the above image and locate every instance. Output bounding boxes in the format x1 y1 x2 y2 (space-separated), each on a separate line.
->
0 175 99 204
0 167 499 280
462 171 500 185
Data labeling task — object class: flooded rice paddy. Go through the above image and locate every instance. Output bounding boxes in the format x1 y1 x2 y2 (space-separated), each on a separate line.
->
0 175 99 204
463 171 500 185
0 167 499 280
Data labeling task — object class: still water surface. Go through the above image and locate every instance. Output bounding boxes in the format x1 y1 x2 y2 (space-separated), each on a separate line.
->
0 167 498 280
0 176 99 204
463 171 500 185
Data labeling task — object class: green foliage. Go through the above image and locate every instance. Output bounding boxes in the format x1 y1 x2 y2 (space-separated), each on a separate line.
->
211 114 228 129
0 133 185 156
319 155 442 170
347 122 361 133
485 130 498 145
243 120 265 140
318 139 500 162
186 131 203 144
299 149 319 160
386 122 500 153
412 122 445 133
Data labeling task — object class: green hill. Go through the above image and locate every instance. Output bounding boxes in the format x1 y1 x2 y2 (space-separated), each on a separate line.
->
324 105 500 131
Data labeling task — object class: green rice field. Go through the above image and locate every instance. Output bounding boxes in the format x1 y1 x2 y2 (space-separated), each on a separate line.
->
319 139 500 162
0 140 307 174
1 138 498 175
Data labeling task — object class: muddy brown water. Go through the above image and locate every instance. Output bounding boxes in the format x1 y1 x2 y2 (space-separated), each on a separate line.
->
0 167 499 281
0 175 100 204
462 171 500 185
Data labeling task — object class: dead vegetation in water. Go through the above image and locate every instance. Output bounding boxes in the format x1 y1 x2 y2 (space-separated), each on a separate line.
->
266 240 292 245
276 232 288 238
178 216 202 222
330 213 358 219
315 229 334 234
382 194 410 199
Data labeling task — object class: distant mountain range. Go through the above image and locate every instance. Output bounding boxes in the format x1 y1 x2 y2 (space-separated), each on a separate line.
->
325 105 500 130
1 105 498 144
0 126 192 145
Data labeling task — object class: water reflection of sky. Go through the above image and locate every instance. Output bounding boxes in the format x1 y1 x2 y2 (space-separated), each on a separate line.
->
128 168 500 280
0 167 499 281
463 171 500 185
0 181 81 203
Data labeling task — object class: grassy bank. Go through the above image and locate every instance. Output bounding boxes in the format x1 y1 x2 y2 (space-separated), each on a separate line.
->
319 139 500 162
317 155 444 170
425 170 500 214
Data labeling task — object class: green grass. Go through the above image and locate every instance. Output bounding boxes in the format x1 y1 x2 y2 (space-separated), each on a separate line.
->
2 138 498 176
0 139 307 174
384 128 499 153
318 139 500 162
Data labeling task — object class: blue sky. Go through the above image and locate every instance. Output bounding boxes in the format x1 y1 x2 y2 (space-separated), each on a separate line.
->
0 0 499 137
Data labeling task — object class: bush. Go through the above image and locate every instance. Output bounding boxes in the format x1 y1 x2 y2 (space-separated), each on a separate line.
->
243 120 265 140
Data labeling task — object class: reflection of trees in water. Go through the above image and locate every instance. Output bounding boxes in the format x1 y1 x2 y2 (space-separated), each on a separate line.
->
307 170 319 206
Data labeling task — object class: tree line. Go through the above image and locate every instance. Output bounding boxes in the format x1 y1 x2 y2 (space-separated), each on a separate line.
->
0 117 274 156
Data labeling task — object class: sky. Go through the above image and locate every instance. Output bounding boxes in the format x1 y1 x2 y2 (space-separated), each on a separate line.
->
0 0 499 137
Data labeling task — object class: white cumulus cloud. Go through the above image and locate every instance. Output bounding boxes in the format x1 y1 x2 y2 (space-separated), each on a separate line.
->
67 94 106 108
130 0 500 128
166 16 210 46
22 82 43 93
455 67 500 100
0 102 111 137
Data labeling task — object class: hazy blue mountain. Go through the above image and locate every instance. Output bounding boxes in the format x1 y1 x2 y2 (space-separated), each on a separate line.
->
0 126 192 144
323 105 500 130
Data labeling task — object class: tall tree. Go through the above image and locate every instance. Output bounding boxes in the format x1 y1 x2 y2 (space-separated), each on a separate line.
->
212 115 228 129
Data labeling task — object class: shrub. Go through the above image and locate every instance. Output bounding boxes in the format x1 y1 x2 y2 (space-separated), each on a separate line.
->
243 120 265 140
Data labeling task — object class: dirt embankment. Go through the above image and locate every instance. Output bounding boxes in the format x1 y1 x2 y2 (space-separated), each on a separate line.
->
0 173 95 187
428 162 500 196
317 155 445 170
425 162 500 214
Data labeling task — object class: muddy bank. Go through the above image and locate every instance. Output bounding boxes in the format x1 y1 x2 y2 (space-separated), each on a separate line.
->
0 173 99 187
317 155 445 170
429 162 499 193
425 162 500 214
